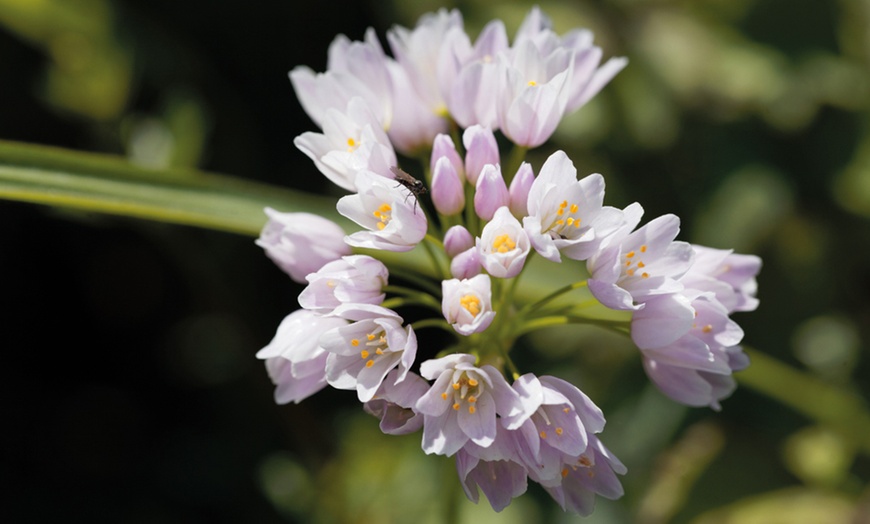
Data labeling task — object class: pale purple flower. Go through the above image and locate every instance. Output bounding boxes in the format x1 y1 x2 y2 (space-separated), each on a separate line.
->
442 274 496 336
337 169 428 252
542 434 627 516
289 29 393 129
455 425 529 512
509 375 606 485
477 206 531 278
634 293 747 409
450 247 482 280
681 245 762 313
319 304 417 402
387 8 463 117
384 60 449 155
297 255 388 313
444 225 474 258
364 369 428 435
257 309 348 404
523 151 625 262
587 210 694 310
474 164 510 221
293 97 397 192
431 155 465 215
463 125 500 185
446 21 509 129
495 38 573 147
513 6 627 115
256 208 351 283
416 354 527 456
508 162 534 218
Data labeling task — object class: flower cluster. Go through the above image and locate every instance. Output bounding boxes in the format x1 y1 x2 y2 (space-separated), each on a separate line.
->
257 7 760 515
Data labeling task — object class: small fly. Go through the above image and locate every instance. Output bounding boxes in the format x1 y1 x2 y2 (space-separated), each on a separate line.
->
390 166 427 213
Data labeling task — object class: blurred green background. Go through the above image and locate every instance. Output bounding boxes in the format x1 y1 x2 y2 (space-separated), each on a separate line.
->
1 0 869 522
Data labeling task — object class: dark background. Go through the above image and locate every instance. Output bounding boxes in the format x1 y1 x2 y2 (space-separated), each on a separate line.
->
1 0 869 522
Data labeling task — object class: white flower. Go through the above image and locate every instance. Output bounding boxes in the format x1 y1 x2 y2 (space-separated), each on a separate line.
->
297 255 389 313
477 206 531 278
442 274 496 336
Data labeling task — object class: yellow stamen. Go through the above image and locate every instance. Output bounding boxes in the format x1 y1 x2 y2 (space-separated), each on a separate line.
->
640 245 648 253
579 455 592 467
460 295 481 316
555 427 564 435
367 333 376 341
360 350 369 359
468 406 476 414
351 339 360 347
441 392 448 400
641 272 650 278
468 379 479 387
467 395 477 403
702 324 713 333
540 431 548 439
453 403 461 410
528 80 537 86
561 468 569 478
365 360 374 368
377 222 386 230
569 204 578 213
453 383 460 390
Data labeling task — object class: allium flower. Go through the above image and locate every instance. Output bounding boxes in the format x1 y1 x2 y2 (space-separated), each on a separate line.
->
444 225 474 257
319 304 417 402
524 150 625 262
455 425 528 512
587 210 694 310
681 245 762 313
256 207 351 283
477 206 531 278
289 29 393 129
542 434 627 516
293 97 397 191
442 274 496 336
297 255 388 313
337 169 428 252
416 354 529 456
508 161 534 217
364 369 428 435
257 310 349 404
431 155 465 215
633 293 747 409
450 247 483 280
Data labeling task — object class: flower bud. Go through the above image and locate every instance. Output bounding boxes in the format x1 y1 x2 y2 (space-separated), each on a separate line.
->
256 208 351 283
509 162 534 218
430 134 465 181
450 247 482 280
463 125 499 185
431 156 465 215
474 164 509 221
444 225 474 258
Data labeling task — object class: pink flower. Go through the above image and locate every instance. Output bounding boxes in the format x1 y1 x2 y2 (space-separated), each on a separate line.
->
297 255 388 313
463 125 500 185
364 369 429 435
337 170 428 252
257 310 348 404
442 274 496 336
319 304 417 402
474 164 510 221
256 208 351 283
477 206 531 278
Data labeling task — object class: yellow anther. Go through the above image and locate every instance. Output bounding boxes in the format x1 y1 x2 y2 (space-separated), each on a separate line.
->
579 455 592 467
556 219 565 226
561 468 569 478
379 335 386 344
574 220 582 227
468 379 479 387
559 200 568 208
460 294 481 316
556 427 564 435
540 431 548 439
566 217 574 226
641 272 650 278
627 269 635 276
528 80 537 86
453 403 461 410
569 204 578 213
640 245 648 253
378 203 392 213
467 395 477 403
702 324 713 333
626 251 636 258
375 348 383 355
365 360 374 368
351 339 360 347
563 407 570 413
377 222 386 230
468 406 476 414
453 383 461 390
441 392 448 400
637 261 646 268
367 333 376 341
360 350 369 359
347 138 356 148
492 234 516 253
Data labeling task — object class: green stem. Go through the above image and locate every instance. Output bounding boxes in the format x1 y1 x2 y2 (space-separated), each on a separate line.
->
503 144 528 185
519 280 589 315
422 234 449 279
411 318 455 334
738 347 870 456
386 267 442 297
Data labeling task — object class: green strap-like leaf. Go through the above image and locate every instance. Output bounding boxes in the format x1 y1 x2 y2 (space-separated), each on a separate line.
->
0 138 343 235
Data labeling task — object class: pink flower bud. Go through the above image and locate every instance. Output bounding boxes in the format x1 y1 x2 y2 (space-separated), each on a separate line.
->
509 162 534 217
450 247 482 279
474 164 509 221
430 134 465 181
463 125 499 185
431 156 465 215
444 225 474 258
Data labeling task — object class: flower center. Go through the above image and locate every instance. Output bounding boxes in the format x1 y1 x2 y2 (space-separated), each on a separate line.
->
460 294 481 316
351 330 388 368
346 137 359 152
439 374 482 414
372 203 392 230
622 244 650 279
546 200 583 237
492 233 516 253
